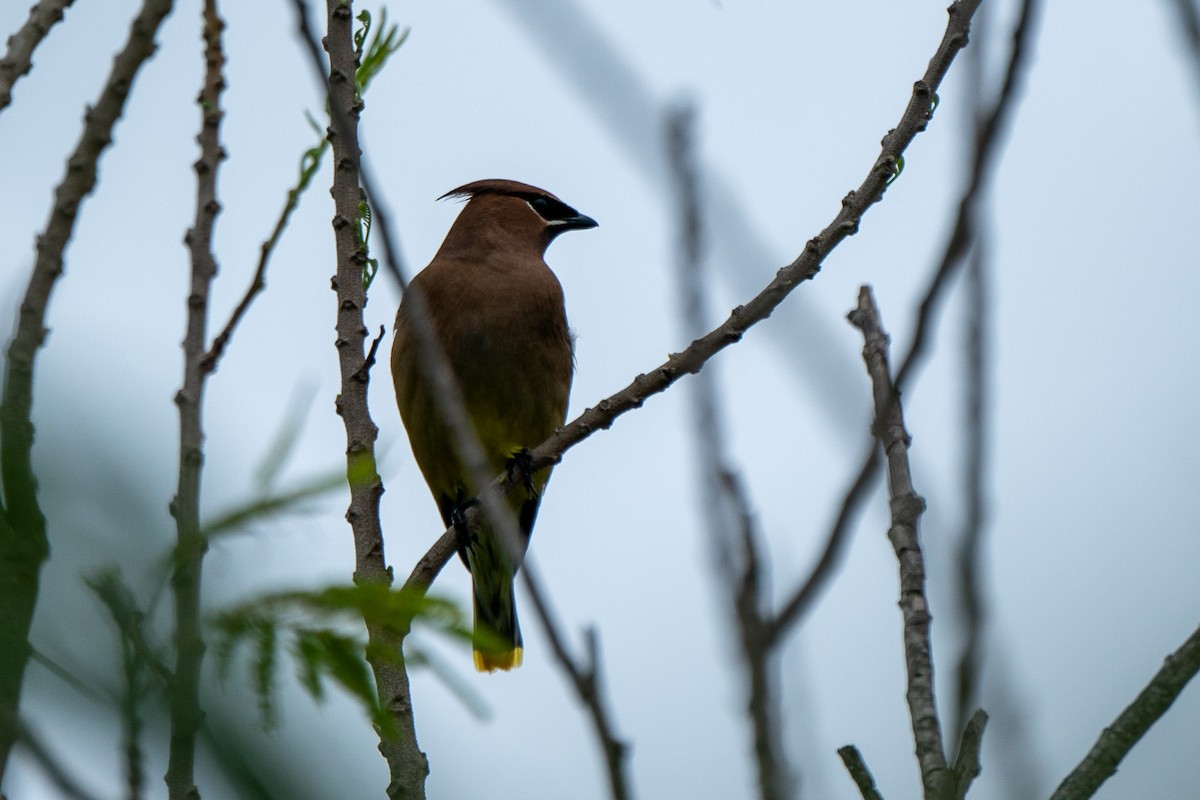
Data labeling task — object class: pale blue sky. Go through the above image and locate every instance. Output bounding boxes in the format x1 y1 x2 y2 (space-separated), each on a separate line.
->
2 2 1198 798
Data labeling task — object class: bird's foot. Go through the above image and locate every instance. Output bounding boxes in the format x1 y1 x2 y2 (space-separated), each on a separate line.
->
450 499 479 550
508 449 540 499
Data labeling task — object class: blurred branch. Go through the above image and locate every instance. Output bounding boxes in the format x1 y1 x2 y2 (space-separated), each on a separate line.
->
952 233 988 743
165 2 226 797
87 571 154 800
848 285 948 798
951 8 991 744
1049 622 1200 800
1164 0 1200 106
12 720 103 800
0 0 76 113
837 745 885 800
0 0 174 783
666 101 790 800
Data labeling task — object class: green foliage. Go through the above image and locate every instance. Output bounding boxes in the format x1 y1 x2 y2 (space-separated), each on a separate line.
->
212 584 475 737
357 199 380 290
886 153 905 185
350 10 405 290
354 9 409 98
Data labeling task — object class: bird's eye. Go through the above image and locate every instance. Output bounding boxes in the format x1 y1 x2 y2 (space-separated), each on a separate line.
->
528 196 553 216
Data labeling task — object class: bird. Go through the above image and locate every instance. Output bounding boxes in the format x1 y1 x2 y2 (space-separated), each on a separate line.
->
391 179 597 672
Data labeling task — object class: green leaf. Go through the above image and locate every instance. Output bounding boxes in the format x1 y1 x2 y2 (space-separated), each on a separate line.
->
210 582 473 732
253 619 280 729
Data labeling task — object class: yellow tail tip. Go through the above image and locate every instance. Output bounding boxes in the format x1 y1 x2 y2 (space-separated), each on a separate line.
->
473 646 523 672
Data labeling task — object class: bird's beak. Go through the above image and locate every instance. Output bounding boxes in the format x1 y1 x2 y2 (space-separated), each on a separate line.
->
557 212 598 232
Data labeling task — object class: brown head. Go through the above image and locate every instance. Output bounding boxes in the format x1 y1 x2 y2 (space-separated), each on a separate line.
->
433 179 597 261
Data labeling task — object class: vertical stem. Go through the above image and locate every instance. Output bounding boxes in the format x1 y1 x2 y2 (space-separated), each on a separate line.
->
165 3 224 797
319 1 428 796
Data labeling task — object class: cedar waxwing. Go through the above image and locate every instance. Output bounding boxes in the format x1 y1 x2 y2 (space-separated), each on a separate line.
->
391 179 597 672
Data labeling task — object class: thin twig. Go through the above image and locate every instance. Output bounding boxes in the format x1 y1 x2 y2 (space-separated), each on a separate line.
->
0 0 175 783
848 286 946 799
166 2 226 797
0 0 77 113
1049 622 1200 800
837 745 885 800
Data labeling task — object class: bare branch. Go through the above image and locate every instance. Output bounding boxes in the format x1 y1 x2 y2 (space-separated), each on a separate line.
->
848 285 946 799
949 709 988 799
837 745 885 800
0 0 174 782
0 0 77 113
1050 623 1200 800
165 2 226 797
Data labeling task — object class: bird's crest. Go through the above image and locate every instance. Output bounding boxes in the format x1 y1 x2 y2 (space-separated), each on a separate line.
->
438 178 563 204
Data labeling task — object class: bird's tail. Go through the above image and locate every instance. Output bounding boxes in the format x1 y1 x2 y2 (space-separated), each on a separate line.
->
471 563 523 672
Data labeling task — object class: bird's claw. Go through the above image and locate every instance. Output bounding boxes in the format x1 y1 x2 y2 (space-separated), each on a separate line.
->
509 449 539 499
450 499 479 550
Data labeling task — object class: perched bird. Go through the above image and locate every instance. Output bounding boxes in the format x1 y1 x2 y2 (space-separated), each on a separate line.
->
391 179 597 672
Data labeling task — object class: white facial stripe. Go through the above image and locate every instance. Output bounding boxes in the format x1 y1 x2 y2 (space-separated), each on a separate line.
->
526 199 568 224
